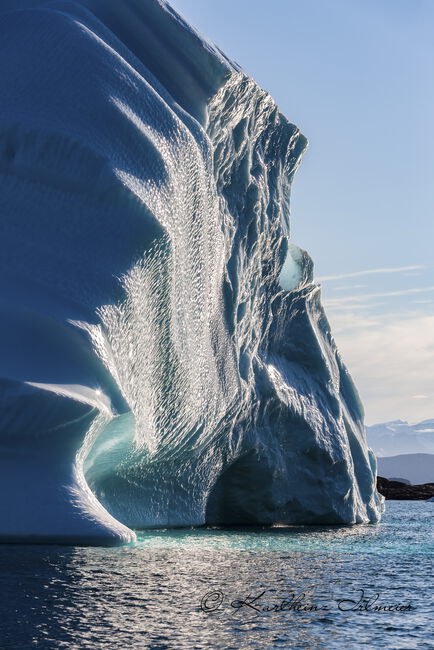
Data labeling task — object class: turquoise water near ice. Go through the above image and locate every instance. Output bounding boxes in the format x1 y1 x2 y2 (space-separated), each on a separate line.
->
0 501 432 649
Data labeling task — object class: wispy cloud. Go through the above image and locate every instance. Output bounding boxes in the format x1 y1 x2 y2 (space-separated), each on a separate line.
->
324 286 434 308
327 312 434 424
317 265 425 282
325 302 386 313
332 284 368 292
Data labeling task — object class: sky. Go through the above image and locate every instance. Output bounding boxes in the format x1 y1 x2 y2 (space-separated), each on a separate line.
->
173 0 434 426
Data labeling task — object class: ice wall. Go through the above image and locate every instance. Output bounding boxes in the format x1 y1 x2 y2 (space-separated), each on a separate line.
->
0 0 383 544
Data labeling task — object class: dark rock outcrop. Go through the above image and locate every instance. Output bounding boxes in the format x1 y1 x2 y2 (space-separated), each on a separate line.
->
377 476 434 500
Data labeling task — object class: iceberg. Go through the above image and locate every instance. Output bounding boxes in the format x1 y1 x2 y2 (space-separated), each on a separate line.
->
0 0 383 544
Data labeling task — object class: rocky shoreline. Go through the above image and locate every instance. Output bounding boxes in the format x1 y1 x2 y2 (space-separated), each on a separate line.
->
377 476 434 500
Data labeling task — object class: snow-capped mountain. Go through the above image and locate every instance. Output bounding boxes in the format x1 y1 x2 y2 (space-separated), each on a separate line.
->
366 419 434 457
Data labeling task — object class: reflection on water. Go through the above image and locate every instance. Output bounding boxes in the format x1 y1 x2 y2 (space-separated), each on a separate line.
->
0 502 432 649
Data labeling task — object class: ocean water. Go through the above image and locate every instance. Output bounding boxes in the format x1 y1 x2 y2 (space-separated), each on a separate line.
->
0 501 431 649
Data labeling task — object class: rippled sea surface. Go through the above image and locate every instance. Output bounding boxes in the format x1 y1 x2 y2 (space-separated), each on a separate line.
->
0 501 432 649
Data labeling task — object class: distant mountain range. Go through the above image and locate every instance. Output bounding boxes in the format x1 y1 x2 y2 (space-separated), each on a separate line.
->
365 420 434 485
365 419 434 457
377 454 434 486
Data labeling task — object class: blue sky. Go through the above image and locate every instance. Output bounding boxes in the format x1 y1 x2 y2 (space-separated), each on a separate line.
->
173 0 434 425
